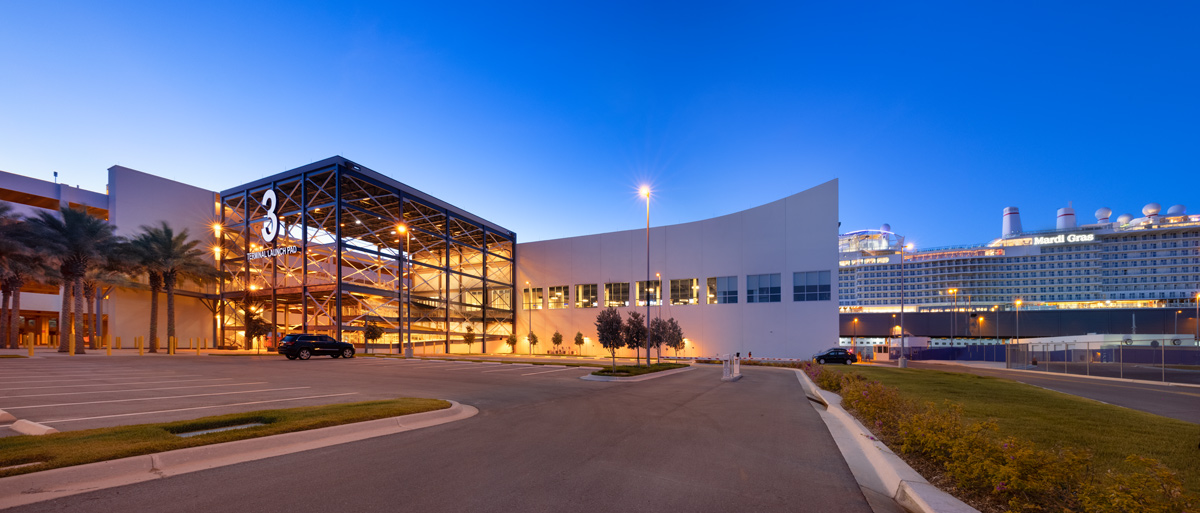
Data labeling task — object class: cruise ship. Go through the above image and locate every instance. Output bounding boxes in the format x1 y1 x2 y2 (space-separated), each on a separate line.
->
838 203 1200 313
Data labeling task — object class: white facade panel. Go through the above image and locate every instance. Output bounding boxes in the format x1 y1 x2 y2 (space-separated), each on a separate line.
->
514 179 839 359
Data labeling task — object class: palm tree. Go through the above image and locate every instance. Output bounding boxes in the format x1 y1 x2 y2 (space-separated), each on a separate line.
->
137 222 220 350
129 233 165 352
29 207 119 353
0 224 57 349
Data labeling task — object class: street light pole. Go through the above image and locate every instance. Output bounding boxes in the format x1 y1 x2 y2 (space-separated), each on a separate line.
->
656 271 661 363
641 185 651 367
526 280 532 355
852 318 858 356
948 288 958 347
1176 310 1181 335
899 237 909 368
1015 298 1023 365
398 224 413 358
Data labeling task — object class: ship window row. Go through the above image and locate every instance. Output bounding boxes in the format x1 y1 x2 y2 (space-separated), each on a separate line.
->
526 272 832 309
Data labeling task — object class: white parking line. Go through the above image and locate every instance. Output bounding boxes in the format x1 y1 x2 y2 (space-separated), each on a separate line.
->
0 382 269 399
0 378 233 392
0 374 201 385
442 364 488 370
0 371 158 380
402 363 459 369
42 393 360 424
521 367 586 376
480 366 526 373
2 387 311 410
0 371 184 383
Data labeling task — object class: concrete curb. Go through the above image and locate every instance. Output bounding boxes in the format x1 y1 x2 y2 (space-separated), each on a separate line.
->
793 370 977 513
580 365 695 382
0 401 478 509
10 420 58 436
0 410 15 423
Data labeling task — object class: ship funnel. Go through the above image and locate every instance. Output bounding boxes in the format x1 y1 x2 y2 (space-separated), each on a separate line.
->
1095 207 1111 223
1002 207 1022 237
1056 203 1077 230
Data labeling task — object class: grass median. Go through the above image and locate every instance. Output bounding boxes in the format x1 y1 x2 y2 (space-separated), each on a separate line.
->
592 362 687 377
0 397 450 478
812 364 1200 510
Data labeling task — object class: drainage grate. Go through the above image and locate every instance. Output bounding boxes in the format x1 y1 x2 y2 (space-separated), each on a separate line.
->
174 423 265 438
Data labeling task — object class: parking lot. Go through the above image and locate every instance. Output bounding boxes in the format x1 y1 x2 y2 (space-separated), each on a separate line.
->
0 354 601 436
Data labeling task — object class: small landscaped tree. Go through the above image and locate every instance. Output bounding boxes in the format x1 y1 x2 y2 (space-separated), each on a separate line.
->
666 318 685 358
649 317 668 364
527 331 539 355
462 324 476 354
243 311 272 351
505 333 518 353
574 331 584 355
551 330 563 353
623 311 647 366
364 323 384 353
595 307 624 371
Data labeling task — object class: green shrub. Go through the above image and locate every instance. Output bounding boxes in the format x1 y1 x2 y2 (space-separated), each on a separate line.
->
798 362 1196 513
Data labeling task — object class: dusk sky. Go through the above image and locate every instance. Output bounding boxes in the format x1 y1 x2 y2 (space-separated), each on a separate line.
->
1 1 1197 248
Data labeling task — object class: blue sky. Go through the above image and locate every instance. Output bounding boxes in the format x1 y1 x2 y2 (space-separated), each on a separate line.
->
1 1 1197 248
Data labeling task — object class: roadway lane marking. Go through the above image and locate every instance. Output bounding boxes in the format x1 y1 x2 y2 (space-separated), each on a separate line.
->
1 382 269 399
0 373 190 383
521 367 585 376
0 375 202 385
401 363 460 369
480 366 526 373
442 364 489 370
1 387 311 410
0 378 233 392
41 393 359 424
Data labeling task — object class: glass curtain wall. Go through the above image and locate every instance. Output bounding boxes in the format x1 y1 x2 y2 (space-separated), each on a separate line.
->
218 158 516 353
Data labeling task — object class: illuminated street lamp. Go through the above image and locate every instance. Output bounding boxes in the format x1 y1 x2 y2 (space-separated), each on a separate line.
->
398 224 412 357
641 185 651 366
948 288 959 347
899 239 912 368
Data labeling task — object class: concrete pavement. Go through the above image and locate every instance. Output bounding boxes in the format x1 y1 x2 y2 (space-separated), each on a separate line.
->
2 362 874 513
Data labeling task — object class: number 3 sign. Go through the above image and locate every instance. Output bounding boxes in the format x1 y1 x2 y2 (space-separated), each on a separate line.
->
261 189 282 243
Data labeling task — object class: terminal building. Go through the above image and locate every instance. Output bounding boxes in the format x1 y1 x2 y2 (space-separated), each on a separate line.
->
837 204 1200 346
0 157 838 359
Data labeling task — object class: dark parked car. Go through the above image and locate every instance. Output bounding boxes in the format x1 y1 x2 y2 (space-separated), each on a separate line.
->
812 347 857 365
278 334 355 360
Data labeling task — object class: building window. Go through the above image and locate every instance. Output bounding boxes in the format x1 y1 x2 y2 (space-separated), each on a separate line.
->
548 286 569 309
707 276 738 304
575 284 598 308
605 282 630 307
636 280 662 306
670 278 698 305
794 271 832 301
747 273 781 303
523 287 543 310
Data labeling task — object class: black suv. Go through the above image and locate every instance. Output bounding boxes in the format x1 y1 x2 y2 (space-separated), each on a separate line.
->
278 334 355 360
812 347 857 365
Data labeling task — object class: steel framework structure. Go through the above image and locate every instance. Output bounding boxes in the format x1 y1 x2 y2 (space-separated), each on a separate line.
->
217 157 516 352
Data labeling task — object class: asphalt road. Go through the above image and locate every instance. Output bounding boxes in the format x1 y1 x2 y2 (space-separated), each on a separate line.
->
904 361 1200 424
3 357 872 513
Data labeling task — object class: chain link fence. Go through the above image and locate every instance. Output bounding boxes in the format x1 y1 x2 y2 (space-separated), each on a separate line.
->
1006 339 1200 384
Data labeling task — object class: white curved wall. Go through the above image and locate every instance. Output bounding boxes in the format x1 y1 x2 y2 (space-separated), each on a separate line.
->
514 179 838 359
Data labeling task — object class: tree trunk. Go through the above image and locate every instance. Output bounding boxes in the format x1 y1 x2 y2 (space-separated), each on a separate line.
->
85 282 96 350
10 281 23 350
165 272 176 349
1 285 10 349
58 281 71 352
149 273 160 353
73 276 86 354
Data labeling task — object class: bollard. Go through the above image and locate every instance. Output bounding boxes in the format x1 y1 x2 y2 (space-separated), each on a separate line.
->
106 335 111 356
116 336 122 352
170 336 177 355
194 338 200 356
69 336 75 356
203 337 208 350
138 336 144 356
27 333 34 357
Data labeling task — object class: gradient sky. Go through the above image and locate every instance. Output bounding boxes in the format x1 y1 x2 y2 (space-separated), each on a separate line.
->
1 1 1197 248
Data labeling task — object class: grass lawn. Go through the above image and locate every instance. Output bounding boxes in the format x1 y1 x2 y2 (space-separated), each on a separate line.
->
824 366 1200 495
0 397 449 478
592 362 688 377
